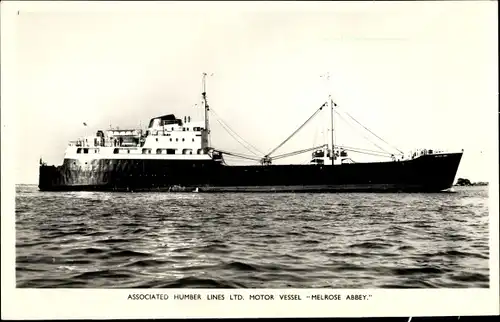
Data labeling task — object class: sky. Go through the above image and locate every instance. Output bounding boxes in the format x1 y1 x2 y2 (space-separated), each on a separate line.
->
4 1 498 184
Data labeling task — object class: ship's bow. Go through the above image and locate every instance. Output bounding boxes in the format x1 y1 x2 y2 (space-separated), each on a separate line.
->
418 152 463 191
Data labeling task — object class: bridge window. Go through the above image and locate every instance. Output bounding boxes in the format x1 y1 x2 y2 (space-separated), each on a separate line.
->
77 148 82 154
197 149 202 154
83 148 89 154
192 138 195 142
142 148 151 154
182 149 193 155
156 149 162 154
182 138 185 142
169 138 172 142
176 138 178 142
166 149 176 155
113 148 119 154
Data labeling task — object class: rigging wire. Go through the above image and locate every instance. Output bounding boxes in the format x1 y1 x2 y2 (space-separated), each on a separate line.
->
272 144 328 161
210 108 264 156
335 144 392 156
216 120 259 156
337 146 393 158
334 110 392 155
210 147 262 162
222 154 261 165
266 102 327 157
339 108 404 155
211 108 263 155
205 94 401 164
312 116 319 149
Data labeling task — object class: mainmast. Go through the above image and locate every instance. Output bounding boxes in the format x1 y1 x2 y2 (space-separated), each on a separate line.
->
330 95 335 166
202 73 211 148
321 72 335 166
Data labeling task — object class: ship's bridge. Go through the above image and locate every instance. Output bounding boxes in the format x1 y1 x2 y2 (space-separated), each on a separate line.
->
147 114 206 132
142 113 209 155
148 114 181 128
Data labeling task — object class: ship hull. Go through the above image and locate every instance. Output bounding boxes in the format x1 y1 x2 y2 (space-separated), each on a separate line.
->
38 152 463 193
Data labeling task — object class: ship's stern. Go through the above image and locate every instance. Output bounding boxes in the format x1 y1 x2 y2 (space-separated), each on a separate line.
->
38 164 61 191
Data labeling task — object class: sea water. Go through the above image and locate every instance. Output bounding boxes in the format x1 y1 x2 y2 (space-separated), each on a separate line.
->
15 185 489 288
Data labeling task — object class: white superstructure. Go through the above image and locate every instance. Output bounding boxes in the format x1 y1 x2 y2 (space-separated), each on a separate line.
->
63 114 213 161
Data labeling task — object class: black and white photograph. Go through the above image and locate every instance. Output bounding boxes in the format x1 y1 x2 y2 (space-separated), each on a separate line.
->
2 0 498 319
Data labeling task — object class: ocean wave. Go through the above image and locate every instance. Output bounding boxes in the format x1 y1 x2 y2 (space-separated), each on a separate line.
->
15 185 490 288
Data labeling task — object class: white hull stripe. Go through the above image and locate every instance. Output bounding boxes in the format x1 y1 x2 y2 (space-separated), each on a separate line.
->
63 154 212 161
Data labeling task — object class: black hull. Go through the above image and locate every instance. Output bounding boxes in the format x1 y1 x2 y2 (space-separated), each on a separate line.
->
39 153 463 193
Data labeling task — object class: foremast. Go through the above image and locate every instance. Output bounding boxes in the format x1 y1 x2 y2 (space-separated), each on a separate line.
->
329 95 335 166
201 72 211 151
